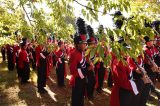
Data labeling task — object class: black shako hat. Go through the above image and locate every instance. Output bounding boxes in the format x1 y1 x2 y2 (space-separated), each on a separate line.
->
86 25 95 44
114 11 124 29
74 17 87 44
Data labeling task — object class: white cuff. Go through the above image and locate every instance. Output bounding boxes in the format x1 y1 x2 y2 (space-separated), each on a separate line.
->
129 80 139 95
40 53 46 59
58 58 62 63
78 68 84 79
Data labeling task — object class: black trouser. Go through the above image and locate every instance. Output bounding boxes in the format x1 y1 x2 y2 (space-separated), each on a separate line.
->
144 63 157 93
107 69 113 87
30 58 36 70
144 64 156 83
56 62 65 86
96 67 106 91
86 71 96 98
16 57 21 78
21 62 30 83
119 81 151 106
2 51 5 61
119 88 133 106
7 55 14 71
37 65 46 90
32 52 36 69
18 68 23 79
72 77 86 106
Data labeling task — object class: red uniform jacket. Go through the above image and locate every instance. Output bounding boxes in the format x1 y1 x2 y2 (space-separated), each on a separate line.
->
18 49 29 69
47 53 53 78
144 46 158 63
13 45 20 64
55 49 66 78
110 56 138 106
69 49 85 86
35 45 42 67
94 48 108 89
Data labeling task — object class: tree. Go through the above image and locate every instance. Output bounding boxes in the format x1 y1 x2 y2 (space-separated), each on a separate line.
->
71 0 160 65
0 0 160 65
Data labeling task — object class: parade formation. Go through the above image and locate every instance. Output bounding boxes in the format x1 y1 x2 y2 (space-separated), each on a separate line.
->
1 10 160 106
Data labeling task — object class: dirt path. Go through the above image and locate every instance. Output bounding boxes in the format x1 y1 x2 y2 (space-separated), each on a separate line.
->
0 54 158 106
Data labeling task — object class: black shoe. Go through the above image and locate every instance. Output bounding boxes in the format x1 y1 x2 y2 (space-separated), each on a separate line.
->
38 89 47 94
38 88 47 94
148 95 154 101
88 96 94 100
61 84 65 87
96 88 102 93
42 88 47 93
58 84 65 87
21 81 30 84
21 82 25 85
25 81 30 83
38 90 45 94
21 81 26 85
154 90 160 99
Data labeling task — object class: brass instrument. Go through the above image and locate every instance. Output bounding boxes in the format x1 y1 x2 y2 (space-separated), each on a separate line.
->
133 59 160 103
144 52 159 72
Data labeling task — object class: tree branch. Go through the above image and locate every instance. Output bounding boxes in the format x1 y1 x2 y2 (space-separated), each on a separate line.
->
73 0 103 13
22 5 35 27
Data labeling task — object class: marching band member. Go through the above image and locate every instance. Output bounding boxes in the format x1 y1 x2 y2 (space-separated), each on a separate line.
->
69 17 87 106
18 41 30 84
86 25 96 99
37 45 49 93
55 40 67 87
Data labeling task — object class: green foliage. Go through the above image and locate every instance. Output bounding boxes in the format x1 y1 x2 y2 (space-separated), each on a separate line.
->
0 37 16 47
0 0 160 66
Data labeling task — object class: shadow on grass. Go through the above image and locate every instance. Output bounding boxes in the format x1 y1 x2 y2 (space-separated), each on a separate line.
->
0 61 18 90
46 69 71 106
17 68 61 106
0 89 11 105
18 82 41 106
46 68 111 106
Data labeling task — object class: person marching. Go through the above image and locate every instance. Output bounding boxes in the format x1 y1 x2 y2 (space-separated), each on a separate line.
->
109 42 152 106
31 44 36 70
110 11 150 106
1 45 6 61
14 43 20 80
151 20 160 82
94 25 107 93
128 53 152 106
143 36 159 84
86 25 96 99
6 44 15 71
69 17 87 106
26 43 35 70
18 40 30 84
55 40 67 87
37 45 49 93
35 44 42 69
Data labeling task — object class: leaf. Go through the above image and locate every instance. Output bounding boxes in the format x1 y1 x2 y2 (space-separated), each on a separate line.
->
93 57 99 64
90 48 96 59
96 44 101 53
99 46 104 58
85 48 91 56
86 13 89 21
81 9 86 16
103 58 108 67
